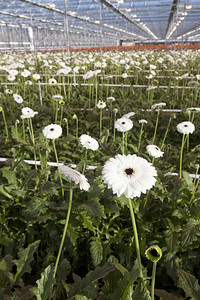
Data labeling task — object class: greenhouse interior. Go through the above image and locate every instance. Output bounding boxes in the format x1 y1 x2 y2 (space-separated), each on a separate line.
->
0 0 200 299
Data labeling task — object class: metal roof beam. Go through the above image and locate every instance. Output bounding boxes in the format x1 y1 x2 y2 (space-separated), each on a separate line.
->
165 0 180 39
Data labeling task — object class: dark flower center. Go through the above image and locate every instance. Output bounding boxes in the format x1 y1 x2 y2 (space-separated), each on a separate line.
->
124 168 135 177
184 125 188 127
150 249 158 257
155 146 159 151
50 128 54 131
122 122 126 124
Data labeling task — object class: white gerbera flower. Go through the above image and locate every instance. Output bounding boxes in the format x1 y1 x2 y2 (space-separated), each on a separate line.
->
49 78 57 85
13 93 23 104
32 74 40 80
52 94 63 101
20 107 38 119
43 124 62 139
9 69 18 76
115 117 133 132
102 154 157 199
96 101 106 109
186 107 200 113
59 165 90 191
196 74 200 80
122 111 135 118
177 121 195 135
25 80 33 85
5 89 13 94
146 86 157 91
151 102 166 110
7 75 15 81
146 145 164 158
139 119 148 124
106 96 115 102
83 71 94 80
122 73 128 78
79 134 99 151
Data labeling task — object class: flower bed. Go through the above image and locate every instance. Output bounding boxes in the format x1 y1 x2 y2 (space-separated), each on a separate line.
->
0 49 200 299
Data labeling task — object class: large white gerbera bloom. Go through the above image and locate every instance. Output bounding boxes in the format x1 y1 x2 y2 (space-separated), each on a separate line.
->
115 117 133 132
177 121 195 135
102 154 157 199
79 134 99 151
59 165 90 191
146 145 164 158
43 124 62 139
20 107 38 119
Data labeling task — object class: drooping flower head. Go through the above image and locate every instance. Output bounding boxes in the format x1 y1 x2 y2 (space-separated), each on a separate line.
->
146 145 164 158
115 117 133 132
177 121 195 135
59 165 90 191
43 124 62 139
79 134 99 151
139 119 148 124
145 245 162 262
102 154 157 199
20 107 38 119
122 112 135 119
151 102 166 110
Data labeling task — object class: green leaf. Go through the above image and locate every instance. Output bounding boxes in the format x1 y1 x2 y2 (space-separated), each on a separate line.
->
31 264 55 300
118 267 140 300
90 238 103 266
0 255 15 285
68 262 116 299
132 279 151 300
75 296 91 300
155 289 185 300
177 268 200 300
182 171 193 191
81 198 105 218
0 185 13 199
13 240 40 283
181 219 200 247
2 168 18 185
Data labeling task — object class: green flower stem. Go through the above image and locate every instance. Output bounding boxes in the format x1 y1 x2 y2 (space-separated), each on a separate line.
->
152 110 160 145
54 185 73 277
100 108 103 138
63 76 67 98
110 102 113 126
22 119 25 141
76 118 79 140
66 120 69 136
113 112 117 142
52 139 64 197
151 262 157 300
189 165 199 205
122 132 125 155
179 134 186 179
28 118 37 170
160 117 172 150
82 149 88 175
95 79 98 107
1 109 9 141
60 107 63 125
137 123 144 153
128 198 143 279
15 121 19 140
55 102 58 123
125 132 128 150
